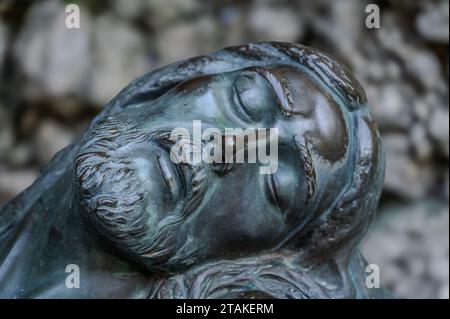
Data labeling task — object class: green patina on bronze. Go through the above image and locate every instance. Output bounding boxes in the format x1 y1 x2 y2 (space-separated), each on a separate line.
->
0 42 389 299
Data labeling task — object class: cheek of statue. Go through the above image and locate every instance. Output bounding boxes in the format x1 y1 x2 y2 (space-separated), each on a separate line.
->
269 66 349 162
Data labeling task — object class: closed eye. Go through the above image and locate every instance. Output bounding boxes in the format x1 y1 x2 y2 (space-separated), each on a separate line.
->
251 67 294 116
232 82 254 122
232 71 278 123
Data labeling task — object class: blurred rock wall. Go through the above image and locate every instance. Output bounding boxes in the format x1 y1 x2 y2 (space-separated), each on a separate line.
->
0 0 448 298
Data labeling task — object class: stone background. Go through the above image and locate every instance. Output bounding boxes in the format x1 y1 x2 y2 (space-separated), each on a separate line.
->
0 0 448 298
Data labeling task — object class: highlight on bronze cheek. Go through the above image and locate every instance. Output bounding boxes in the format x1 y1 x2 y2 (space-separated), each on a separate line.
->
303 92 349 162
263 65 350 162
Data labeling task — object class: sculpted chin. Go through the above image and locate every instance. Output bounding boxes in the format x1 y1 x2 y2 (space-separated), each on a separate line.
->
0 42 390 299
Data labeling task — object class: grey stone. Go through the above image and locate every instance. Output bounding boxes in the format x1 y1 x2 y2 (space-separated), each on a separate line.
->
311 0 364 54
112 0 150 20
142 0 199 28
156 17 219 65
34 120 75 165
219 6 247 46
6 143 33 168
413 94 434 122
0 107 13 162
368 84 414 130
377 13 406 52
88 15 152 105
112 0 200 29
384 59 402 81
384 152 434 199
382 133 410 155
0 21 8 73
416 0 449 43
410 124 433 161
362 200 449 299
377 13 446 92
404 49 443 91
13 0 92 98
444 170 449 200
247 4 304 42
428 107 450 158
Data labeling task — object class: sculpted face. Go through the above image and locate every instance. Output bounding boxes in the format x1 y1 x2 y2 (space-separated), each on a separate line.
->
75 65 353 272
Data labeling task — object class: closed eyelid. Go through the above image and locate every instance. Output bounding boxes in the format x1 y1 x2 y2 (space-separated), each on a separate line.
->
232 71 278 123
247 67 295 116
232 83 254 122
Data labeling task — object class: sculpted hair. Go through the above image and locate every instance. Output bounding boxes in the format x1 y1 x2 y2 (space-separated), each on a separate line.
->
75 116 209 272
75 118 193 272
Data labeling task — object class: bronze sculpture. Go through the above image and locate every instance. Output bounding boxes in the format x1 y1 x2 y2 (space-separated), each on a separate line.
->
0 42 388 298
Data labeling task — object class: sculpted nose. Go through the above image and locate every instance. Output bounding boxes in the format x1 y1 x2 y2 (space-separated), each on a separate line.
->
208 129 278 176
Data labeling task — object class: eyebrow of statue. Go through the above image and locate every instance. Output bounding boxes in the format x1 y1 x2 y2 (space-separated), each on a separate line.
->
253 68 295 116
